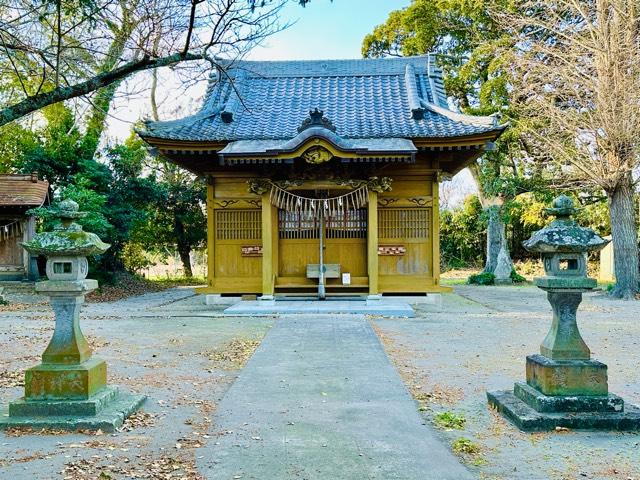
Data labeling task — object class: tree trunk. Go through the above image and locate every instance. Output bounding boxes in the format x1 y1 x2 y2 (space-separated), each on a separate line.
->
177 244 193 278
467 163 514 274
483 206 504 273
81 18 139 159
174 214 193 278
607 177 639 299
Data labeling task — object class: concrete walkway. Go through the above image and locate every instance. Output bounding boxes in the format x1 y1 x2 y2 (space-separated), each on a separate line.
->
198 315 473 480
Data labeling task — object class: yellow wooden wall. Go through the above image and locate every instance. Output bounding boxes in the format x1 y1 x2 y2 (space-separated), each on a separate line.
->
377 174 438 292
200 176 263 293
198 157 446 295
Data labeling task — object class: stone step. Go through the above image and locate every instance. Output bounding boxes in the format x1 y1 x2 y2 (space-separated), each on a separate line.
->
0 281 36 294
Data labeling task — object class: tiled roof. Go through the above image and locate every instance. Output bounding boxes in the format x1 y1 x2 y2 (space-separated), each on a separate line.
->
140 55 503 143
0 174 48 207
218 127 417 164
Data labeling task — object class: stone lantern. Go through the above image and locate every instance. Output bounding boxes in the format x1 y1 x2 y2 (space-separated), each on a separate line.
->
487 195 640 430
0 200 145 432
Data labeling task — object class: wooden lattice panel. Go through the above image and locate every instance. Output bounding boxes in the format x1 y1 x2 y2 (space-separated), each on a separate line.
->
326 209 367 239
215 209 261 240
278 209 367 239
278 210 320 239
378 208 429 239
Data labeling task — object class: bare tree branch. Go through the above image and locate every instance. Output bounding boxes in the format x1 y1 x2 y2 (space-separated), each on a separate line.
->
0 0 286 125
0 51 202 126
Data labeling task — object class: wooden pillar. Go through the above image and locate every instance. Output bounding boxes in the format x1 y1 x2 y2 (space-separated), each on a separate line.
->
367 190 379 295
261 193 276 297
432 178 441 286
24 217 38 281
206 180 215 289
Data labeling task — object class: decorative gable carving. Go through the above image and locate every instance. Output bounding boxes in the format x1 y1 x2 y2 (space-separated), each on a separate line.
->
297 108 337 133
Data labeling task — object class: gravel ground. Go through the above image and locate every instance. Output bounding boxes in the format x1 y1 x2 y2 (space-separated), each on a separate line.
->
0 287 274 479
1 284 639 479
373 285 640 480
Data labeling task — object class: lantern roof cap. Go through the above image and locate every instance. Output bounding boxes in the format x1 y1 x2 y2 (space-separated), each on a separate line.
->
21 199 110 257
523 196 609 254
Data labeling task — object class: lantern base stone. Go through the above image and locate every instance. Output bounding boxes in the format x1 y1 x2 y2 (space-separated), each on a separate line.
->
24 357 107 400
0 386 145 433
526 354 608 396
487 389 640 431
514 382 623 413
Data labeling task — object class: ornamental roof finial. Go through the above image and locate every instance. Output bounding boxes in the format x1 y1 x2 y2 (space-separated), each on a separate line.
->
297 108 337 133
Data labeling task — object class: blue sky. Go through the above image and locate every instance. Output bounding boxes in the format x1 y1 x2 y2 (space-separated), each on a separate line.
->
249 0 411 60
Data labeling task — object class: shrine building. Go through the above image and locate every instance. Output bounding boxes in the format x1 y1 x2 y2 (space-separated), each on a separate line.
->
139 55 505 298
0 173 48 281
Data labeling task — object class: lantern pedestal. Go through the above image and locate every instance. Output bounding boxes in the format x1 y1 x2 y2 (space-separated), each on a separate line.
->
488 287 640 431
0 279 145 432
3 386 144 432
487 389 640 431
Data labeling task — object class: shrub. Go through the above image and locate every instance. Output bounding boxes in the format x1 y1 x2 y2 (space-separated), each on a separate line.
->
510 268 526 283
468 272 495 285
441 195 485 270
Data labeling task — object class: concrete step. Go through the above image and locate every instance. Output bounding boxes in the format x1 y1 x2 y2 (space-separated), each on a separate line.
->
0 281 36 294
223 299 415 317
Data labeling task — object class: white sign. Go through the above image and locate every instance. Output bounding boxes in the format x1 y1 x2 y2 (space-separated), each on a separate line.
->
342 273 351 285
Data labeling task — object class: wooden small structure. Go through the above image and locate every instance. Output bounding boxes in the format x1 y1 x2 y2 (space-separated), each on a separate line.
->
0 173 48 281
139 56 505 297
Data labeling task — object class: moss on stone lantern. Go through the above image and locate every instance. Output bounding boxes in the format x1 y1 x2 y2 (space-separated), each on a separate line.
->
487 195 640 431
0 199 145 432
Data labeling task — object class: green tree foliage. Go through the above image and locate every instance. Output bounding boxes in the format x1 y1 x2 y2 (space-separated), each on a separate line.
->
362 0 512 116
0 0 308 281
131 161 207 278
440 192 612 271
440 195 485 269
363 0 548 277
22 120 208 279
11 106 165 279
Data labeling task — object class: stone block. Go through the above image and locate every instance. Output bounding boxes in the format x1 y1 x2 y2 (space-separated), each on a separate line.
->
366 294 382 305
25 357 107 401
10 385 118 417
487 389 640 432
406 294 442 306
513 382 623 413
205 294 241 305
258 295 275 305
0 389 146 433
526 354 607 396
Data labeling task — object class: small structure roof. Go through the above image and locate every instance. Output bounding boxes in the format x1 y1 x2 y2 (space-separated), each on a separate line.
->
0 174 48 208
139 55 504 143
